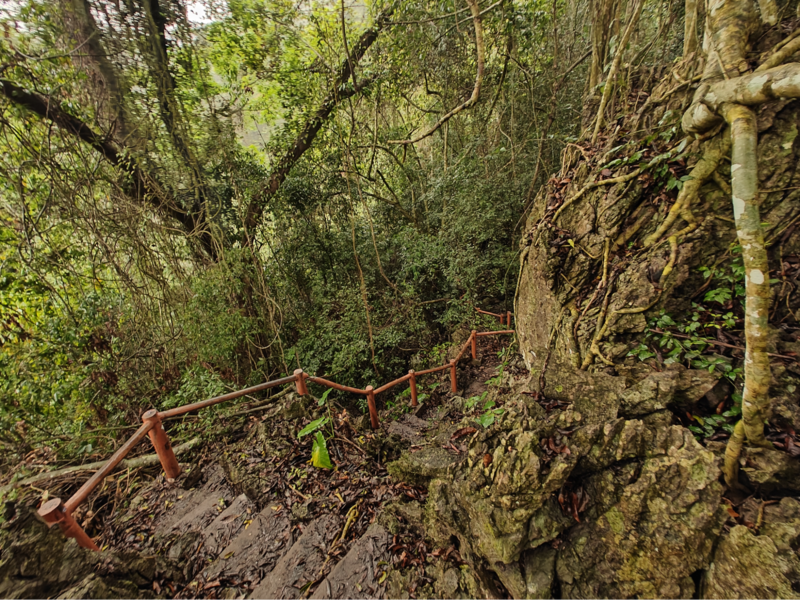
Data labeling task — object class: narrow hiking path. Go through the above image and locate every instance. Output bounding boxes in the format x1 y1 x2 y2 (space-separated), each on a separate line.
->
51 335 520 599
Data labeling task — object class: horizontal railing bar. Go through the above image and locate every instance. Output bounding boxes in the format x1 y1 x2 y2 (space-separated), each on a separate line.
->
415 363 451 376
307 376 366 396
374 373 412 395
455 336 472 361
475 308 503 317
476 329 515 337
65 421 154 514
158 375 298 419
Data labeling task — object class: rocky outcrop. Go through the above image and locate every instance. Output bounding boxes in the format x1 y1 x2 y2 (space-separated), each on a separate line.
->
701 498 800 599
0 505 176 599
556 428 726 598
741 447 800 494
387 559 504 599
415 367 730 598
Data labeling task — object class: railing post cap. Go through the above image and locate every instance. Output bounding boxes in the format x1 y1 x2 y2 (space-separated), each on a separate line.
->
366 385 374 392
293 368 304 376
39 498 65 522
408 369 415 374
450 359 456 365
142 409 159 421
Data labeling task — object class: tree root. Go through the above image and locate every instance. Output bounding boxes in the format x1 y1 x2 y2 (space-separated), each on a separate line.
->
643 135 730 247
565 304 581 368
579 236 677 369
611 206 654 252
580 278 615 370
723 420 746 489
553 169 643 223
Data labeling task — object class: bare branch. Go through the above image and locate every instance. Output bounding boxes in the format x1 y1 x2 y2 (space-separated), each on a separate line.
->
388 0 485 145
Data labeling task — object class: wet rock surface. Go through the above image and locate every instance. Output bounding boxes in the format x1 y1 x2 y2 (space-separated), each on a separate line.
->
249 513 341 599
0 505 175 599
405 354 800 599
557 428 726 598
310 523 390 599
702 498 800 599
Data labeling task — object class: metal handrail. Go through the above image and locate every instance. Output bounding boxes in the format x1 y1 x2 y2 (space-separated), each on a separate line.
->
37 308 515 551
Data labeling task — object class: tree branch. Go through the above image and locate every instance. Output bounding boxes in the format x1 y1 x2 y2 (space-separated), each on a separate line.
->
243 10 393 232
388 0 485 145
0 78 217 257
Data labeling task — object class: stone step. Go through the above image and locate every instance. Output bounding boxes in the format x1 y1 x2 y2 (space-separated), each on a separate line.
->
152 463 232 537
249 514 342 599
203 502 293 588
202 494 256 556
310 523 390 599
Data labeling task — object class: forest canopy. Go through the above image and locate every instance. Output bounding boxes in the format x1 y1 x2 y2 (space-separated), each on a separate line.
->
0 0 604 457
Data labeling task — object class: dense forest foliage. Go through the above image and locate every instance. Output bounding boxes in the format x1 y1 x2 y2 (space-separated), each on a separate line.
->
1 0 797 508
0 0 603 459
4 0 800 596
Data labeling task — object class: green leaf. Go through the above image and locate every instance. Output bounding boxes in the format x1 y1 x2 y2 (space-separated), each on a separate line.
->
476 411 496 428
465 395 481 410
311 432 333 469
317 388 332 406
298 416 329 439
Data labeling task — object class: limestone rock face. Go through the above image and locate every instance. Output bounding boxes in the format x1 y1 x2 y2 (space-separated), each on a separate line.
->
0 505 173 599
556 428 726 598
701 498 800 599
619 366 719 417
386 446 464 487
421 388 728 598
741 447 800 493
493 547 557 600
387 559 503 599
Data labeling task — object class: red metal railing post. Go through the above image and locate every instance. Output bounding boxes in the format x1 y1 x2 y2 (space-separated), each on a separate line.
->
507 311 512 326
294 369 309 396
450 359 457 394
39 498 99 551
408 370 418 407
470 330 477 360
142 410 181 479
499 313 505 325
366 386 379 429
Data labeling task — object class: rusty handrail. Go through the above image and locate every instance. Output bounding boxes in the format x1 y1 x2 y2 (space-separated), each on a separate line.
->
38 308 514 551
39 376 302 551
64 421 154 513
306 375 366 396
475 307 513 326
159 375 298 419
415 363 451 376
475 308 504 317
374 373 413 395
455 336 472 362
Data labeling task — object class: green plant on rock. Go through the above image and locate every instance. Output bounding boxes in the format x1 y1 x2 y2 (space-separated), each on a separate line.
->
628 308 743 382
464 392 503 427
